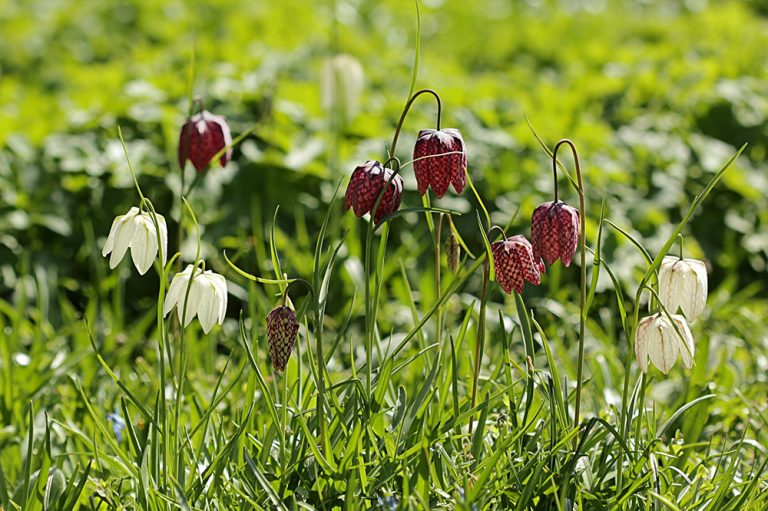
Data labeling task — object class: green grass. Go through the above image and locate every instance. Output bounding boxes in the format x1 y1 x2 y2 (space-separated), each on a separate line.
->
1 0 768 509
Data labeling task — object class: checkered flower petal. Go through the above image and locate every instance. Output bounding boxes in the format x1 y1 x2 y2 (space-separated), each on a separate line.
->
266 306 299 373
492 235 543 294
344 161 403 224
531 201 580 267
413 128 468 198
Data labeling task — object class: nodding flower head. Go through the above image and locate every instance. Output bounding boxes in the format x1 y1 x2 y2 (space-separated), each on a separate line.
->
659 256 708 323
635 313 694 374
178 110 233 172
344 160 403 224
530 201 580 267
266 305 299 373
492 235 545 294
413 128 467 198
102 206 167 275
163 264 228 334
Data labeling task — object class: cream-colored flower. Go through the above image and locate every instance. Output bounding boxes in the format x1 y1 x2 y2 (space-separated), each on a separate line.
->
635 313 694 374
102 207 167 275
321 54 364 123
659 256 708 322
163 264 228 334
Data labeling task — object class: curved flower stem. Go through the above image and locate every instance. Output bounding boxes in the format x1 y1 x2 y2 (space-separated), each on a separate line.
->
552 139 587 432
469 256 490 435
388 88 442 159
435 213 444 349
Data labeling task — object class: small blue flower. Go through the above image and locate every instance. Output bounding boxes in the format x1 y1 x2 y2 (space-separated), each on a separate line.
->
377 494 399 511
106 411 127 442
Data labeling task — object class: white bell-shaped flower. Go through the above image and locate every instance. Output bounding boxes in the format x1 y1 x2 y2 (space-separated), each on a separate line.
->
163 264 228 334
321 54 364 123
635 313 694 374
659 256 708 322
102 207 167 275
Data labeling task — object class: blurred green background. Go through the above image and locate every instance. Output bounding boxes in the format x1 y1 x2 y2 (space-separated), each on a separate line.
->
1 0 767 314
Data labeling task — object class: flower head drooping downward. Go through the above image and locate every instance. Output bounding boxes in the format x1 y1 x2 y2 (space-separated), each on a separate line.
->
344 160 403 224
659 256 708 323
635 313 694 374
492 235 545 294
178 110 233 172
531 201 580 267
102 207 168 275
266 305 299 372
413 128 467 198
163 264 228 334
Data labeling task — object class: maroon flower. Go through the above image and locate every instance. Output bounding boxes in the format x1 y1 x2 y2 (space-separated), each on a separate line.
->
492 235 544 294
266 306 299 373
413 128 467 198
530 201 580 267
178 110 233 172
344 160 404 224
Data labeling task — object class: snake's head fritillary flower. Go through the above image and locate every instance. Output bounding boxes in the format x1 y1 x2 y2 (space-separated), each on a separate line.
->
178 110 233 172
635 313 694 374
413 128 467 198
266 305 299 373
659 256 708 323
491 235 544 294
344 160 404 224
163 264 228 334
321 54 364 123
102 206 168 275
530 201 580 267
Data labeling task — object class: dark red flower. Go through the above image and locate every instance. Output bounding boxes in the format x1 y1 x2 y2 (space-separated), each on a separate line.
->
266 306 299 373
344 160 403 224
530 201 580 267
492 235 544 294
178 110 233 172
413 128 467 198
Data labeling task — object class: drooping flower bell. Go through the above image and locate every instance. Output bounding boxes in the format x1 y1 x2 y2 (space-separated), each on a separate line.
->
413 128 467 198
163 264 228 334
492 235 545 294
102 206 168 275
266 305 299 372
321 53 364 124
659 256 708 323
344 160 404 224
634 313 694 374
178 110 233 172
530 201 580 267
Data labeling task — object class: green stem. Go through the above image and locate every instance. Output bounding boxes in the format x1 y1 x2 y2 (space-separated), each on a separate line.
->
388 88 442 159
551 140 587 432
435 214 444 349
469 257 490 435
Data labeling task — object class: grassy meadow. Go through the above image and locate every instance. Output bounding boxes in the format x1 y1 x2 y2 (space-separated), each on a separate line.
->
1 0 768 509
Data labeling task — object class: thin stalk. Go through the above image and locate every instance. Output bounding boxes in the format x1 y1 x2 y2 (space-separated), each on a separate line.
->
314 306 327 455
469 257 490 435
435 213 444 348
551 139 587 432
388 88 442 159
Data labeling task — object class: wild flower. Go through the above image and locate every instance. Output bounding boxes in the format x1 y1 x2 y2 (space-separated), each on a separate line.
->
491 235 545 294
413 128 467 198
635 313 694 374
659 256 708 322
178 109 233 172
266 305 299 372
102 206 167 275
530 200 580 267
344 160 403 224
105 411 126 442
163 264 228 334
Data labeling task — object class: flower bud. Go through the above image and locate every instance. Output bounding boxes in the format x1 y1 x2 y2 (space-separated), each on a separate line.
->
178 110 233 172
635 313 694 374
413 128 467 198
266 306 299 373
491 235 544 294
530 201 580 267
344 160 403 224
659 256 708 323
446 231 461 274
